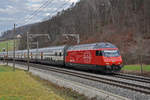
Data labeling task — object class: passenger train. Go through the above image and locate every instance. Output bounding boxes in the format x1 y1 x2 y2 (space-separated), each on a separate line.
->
0 43 123 73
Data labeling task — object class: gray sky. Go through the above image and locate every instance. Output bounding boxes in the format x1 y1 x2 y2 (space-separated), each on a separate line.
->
0 0 79 34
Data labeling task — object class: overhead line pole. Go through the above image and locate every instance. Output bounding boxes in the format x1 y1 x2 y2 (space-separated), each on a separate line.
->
27 32 30 71
37 40 39 49
6 42 8 66
13 24 16 71
26 33 50 71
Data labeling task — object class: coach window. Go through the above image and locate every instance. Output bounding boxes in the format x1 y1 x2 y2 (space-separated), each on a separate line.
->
96 51 102 56
55 52 57 56
59 52 61 56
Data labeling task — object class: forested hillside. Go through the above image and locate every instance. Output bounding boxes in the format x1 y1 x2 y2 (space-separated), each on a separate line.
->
1 0 150 64
0 24 32 40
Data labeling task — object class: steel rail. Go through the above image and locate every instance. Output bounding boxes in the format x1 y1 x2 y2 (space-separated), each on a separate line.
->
14 61 150 95
114 73 150 84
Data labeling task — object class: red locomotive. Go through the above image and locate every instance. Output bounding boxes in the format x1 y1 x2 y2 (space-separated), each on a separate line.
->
65 43 123 73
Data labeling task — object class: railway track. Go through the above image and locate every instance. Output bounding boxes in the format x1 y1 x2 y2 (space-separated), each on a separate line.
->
13 61 150 95
114 73 150 84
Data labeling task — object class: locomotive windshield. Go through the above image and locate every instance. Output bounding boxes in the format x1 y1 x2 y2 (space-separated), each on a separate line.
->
103 50 120 57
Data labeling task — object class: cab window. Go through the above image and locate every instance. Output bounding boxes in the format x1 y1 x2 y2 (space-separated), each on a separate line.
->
103 50 120 57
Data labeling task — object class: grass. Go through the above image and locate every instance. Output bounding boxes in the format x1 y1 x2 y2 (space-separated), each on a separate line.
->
122 65 150 71
0 39 19 52
0 65 13 72
0 65 64 100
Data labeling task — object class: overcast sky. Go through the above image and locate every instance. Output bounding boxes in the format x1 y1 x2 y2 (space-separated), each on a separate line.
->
0 0 79 34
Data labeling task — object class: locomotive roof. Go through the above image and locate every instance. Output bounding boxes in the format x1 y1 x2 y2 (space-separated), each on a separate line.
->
68 42 117 51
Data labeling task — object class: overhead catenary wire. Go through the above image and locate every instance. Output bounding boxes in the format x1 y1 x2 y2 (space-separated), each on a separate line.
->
0 0 74 36
23 0 54 25
20 0 72 26
16 0 53 25
47 1 70 18
26 0 51 19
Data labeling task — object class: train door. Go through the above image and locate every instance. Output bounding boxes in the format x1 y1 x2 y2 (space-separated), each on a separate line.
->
95 50 103 65
41 52 43 60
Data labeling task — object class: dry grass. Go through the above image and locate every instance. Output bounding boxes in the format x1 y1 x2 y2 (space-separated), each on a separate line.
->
29 73 93 100
0 65 64 100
